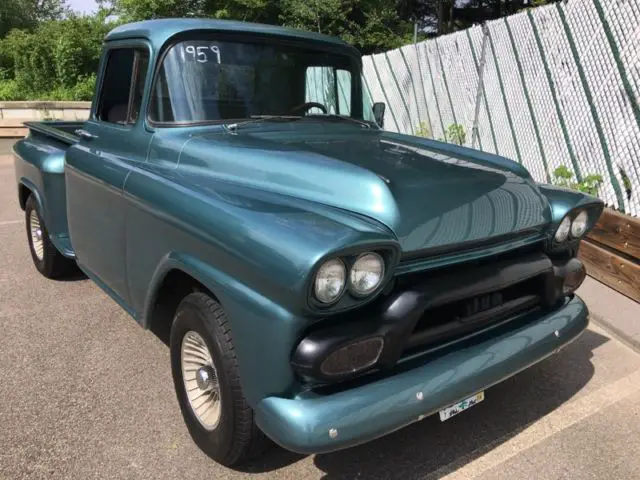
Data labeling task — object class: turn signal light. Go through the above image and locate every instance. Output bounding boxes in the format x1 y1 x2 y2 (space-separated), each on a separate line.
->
563 259 586 294
319 337 384 376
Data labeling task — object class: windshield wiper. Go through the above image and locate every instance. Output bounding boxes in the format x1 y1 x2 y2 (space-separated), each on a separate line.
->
304 114 374 129
225 114 376 132
225 115 302 132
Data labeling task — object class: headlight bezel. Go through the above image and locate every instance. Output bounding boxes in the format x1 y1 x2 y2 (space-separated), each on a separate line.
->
307 245 398 312
551 206 597 250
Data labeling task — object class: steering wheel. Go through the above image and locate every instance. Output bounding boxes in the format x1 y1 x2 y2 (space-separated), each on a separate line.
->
290 102 328 115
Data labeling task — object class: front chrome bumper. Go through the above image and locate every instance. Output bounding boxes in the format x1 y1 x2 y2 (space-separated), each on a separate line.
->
254 295 588 454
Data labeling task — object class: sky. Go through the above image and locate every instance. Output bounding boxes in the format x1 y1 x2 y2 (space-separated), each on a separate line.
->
67 0 98 14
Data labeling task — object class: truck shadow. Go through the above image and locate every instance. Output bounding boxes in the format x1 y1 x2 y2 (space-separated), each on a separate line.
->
241 328 607 478
56 269 88 282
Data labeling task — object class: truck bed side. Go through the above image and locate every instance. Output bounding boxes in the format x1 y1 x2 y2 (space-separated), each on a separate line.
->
13 121 84 258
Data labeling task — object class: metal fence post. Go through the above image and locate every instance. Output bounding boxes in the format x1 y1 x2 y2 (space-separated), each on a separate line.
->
471 24 489 150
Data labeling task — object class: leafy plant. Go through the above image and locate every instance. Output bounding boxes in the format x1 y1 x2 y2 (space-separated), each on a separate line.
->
0 79 20 100
438 123 466 145
619 166 632 200
415 121 431 138
552 165 603 197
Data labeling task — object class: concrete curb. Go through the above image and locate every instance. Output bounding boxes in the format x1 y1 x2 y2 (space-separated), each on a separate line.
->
578 276 640 354
590 313 640 354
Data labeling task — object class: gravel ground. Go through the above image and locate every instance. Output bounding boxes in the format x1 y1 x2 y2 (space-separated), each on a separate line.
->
2 146 640 480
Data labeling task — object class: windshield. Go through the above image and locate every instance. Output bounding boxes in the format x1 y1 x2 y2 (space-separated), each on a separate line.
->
149 38 375 124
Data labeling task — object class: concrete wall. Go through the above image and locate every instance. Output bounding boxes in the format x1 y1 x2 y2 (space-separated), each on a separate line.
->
0 102 91 121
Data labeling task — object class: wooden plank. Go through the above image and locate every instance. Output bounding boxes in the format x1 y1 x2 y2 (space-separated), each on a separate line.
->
579 240 640 303
587 208 640 260
0 119 26 127
0 127 27 138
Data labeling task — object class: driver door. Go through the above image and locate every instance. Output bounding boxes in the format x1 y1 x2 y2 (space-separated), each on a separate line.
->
66 43 151 306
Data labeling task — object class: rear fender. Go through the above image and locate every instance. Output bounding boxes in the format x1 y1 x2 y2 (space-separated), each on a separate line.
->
13 136 70 241
17 177 45 217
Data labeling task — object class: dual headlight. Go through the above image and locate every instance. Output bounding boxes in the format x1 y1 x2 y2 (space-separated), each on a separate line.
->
314 252 385 304
554 210 589 242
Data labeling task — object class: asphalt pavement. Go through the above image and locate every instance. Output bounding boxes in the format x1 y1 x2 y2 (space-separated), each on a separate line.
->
2 142 640 480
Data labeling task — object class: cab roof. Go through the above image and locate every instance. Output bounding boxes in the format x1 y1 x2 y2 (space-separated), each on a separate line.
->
105 18 359 56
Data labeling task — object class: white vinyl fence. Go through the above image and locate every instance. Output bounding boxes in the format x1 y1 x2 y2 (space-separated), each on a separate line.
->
361 0 640 217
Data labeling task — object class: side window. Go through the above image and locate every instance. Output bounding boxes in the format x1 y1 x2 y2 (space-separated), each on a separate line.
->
97 48 149 124
336 69 352 115
129 52 149 122
305 67 352 115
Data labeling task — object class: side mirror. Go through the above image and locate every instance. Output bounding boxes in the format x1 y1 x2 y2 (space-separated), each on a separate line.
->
372 102 386 128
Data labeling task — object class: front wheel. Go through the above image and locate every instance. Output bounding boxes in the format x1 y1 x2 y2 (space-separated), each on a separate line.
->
170 292 268 466
25 195 76 278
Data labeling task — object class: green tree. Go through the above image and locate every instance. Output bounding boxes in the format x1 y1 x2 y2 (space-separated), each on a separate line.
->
0 0 68 37
280 0 413 53
397 0 561 36
108 0 280 23
0 12 115 100
108 0 413 53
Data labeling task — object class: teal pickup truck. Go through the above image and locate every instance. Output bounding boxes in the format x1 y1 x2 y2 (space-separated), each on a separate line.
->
14 18 603 466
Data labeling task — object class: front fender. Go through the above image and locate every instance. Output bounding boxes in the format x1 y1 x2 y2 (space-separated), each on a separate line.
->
538 184 604 233
125 166 399 317
124 169 400 405
142 252 308 405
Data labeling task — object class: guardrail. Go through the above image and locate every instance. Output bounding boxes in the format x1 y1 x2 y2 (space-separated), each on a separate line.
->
580 209 640 303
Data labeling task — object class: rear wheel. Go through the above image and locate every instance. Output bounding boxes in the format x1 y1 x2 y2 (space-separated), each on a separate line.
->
25 195 76 278
170 292 268 466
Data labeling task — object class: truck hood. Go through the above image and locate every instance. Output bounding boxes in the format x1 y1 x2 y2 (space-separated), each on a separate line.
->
168 125 551 255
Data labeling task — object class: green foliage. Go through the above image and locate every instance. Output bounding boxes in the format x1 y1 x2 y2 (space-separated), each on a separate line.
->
619 166 632 200
109 0 413 54
438 123 466 145
552 164 573 184
0 0 67 37
0 79 21 100
281 0 413 53
552 165 603 197
402 0 559 36
0 14 112 100
111 0 279 24
415 121 431 138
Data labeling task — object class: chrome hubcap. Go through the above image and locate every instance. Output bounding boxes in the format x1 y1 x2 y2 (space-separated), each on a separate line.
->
196 366 214 390
181 331 221 430
29 210 44 261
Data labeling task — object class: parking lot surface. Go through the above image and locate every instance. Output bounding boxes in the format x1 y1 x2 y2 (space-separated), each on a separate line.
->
2 144 640 479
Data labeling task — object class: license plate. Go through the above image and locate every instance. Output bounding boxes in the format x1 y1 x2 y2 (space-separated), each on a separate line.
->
438 391 485 422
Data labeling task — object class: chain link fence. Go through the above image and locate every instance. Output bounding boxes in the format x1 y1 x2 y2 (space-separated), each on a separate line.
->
362 0 640 217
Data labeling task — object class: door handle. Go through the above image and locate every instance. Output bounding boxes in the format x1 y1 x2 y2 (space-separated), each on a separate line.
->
75 129 98 141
